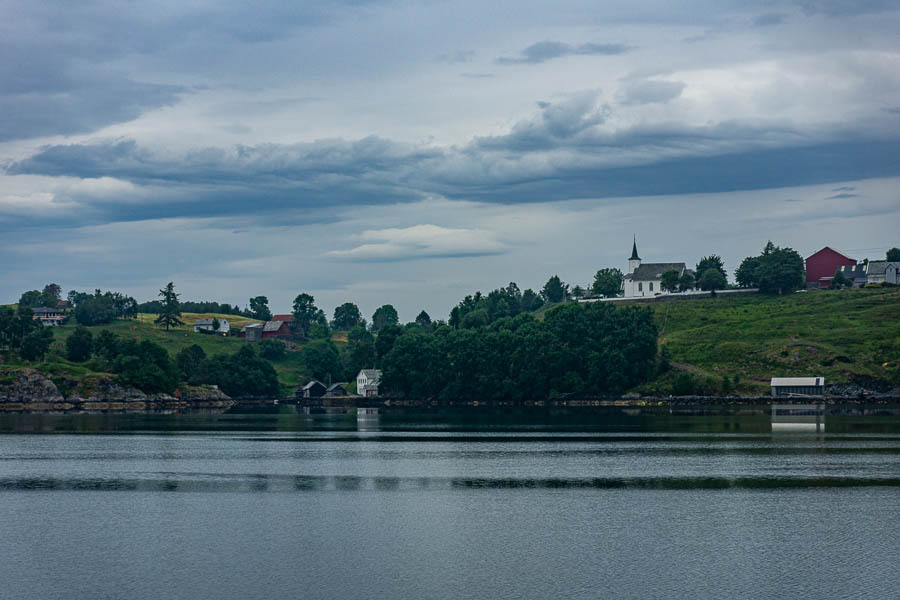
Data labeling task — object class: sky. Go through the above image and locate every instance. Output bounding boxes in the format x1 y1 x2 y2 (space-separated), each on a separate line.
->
2 0 899 321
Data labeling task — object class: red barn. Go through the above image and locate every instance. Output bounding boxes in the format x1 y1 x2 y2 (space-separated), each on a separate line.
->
805 247 856 288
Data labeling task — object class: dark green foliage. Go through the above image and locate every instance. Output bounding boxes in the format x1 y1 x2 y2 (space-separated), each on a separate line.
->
291 293 317 336
301 339 343 382
114 339 179 393
154 282 184 331
375 323 403 364
332 302 363 330
698 269 727 295
66 326 93 362
371 304 399 332
520 288 544 312
93 330 120 361
415 310 432 329
571 285 585 299
72 289 138 325
541 275 568 303
0 307 41 353
735 256 760 288
660 270 681 293
657 345 672 375
887 247 900 262
17 290 43 308
830 271 851 289
307 310 331 339
592 268 623 298
211 317 221 331
678 271 695 292
695 255 727 284
138 299 247 316
201 346 280 397
381 302 658 400
176 344 207 383
345 326 375 379
449 283 529 329
249 296 272 321
20 328 54 361
748 242 805 294
259 339 287 361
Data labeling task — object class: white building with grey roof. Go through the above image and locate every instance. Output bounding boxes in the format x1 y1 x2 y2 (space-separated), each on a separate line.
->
621 238 694 298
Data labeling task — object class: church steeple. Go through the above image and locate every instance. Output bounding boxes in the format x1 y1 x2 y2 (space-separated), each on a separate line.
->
628 236 642 274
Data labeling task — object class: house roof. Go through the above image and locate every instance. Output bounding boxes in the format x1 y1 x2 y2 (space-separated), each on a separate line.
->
326 383 348 392
194 319 214 326
242 322 264 331
302 380 325 390
806 246 855 262
31 306 62 314
865 261 894 276
625 263 686 281
271 314 293 322
771 377 824 387
358 369 382 380
263 320 287 332
837 264 867 278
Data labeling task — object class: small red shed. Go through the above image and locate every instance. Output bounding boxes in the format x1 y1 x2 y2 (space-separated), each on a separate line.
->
805 247 856 288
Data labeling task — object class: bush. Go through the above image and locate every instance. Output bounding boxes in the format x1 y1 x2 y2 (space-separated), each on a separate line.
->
259 339 287 361
66 327 94 362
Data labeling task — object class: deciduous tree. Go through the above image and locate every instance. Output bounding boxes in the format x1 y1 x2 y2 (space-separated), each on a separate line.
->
541 275 569 303
332 302 363 330
371 304 399 332
592 268 623 298
249 296 272 321
660 269 681 293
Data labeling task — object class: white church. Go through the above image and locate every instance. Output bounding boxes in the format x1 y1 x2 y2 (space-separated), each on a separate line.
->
621 238 694 298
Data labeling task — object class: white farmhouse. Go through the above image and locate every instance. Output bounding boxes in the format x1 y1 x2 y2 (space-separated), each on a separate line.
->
621 238 693 298
193 318 230 335
356 369 382 397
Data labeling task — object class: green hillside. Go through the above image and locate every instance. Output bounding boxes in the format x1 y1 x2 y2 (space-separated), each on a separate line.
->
644 288 900 394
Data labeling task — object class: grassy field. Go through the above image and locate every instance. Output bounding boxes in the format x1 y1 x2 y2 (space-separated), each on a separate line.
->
645 287 900 393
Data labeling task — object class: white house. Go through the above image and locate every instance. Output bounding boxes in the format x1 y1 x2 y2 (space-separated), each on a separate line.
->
621 238 693 298
864 261 898 285
770 377 825 397
193 318 229 335
356 369 382 397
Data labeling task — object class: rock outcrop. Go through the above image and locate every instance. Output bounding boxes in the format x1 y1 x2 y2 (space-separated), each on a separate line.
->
0 368 234 413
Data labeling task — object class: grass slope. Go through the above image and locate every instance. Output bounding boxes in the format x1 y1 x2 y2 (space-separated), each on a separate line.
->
648 288 900 393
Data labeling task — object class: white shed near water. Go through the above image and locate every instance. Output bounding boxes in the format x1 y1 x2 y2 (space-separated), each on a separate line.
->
770 377 825 397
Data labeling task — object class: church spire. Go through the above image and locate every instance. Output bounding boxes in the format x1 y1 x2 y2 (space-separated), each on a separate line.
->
630 235 640 260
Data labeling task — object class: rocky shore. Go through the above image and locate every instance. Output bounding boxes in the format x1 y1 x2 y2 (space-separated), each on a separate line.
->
0 368 234 413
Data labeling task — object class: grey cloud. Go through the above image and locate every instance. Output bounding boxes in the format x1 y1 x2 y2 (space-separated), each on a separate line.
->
825 192 861 199
832 186 856 191
617 80 686 105
460 73 495 79
753 13 787 27
496 41 630 65
435 50 475 64
796 1 899 16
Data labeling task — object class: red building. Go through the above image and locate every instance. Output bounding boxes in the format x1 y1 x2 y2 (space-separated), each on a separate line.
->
805 247 856 288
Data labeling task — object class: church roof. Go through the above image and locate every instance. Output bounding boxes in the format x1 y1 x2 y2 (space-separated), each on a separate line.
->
625 263 687 281
630 237 640 260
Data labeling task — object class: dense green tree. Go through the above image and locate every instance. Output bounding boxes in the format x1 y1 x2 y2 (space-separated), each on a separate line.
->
176 344 207 383
660 269 681 293
249 296 272 321
415 310 432 329
114 340 179 393
307 309 331 339
259 339 287 361
374 323 403 364
65 326 93 362
887 247 900 262
332 302 363 330
41 283 62 307
571 285 585 299
345 326 376 379
735 256 761 288
154 282 184 331
211 317 221 331
830 271 851 289
20 328 54 361
371 304 399 332
201 346 279 398
695 255 727 284
698 269 727 296
93 330 120 361
742 242 805 295
592 268 624 298
301 339 343 383
1 307 40 353
17 290 43 308
520 288 544 312
541 275 569 303
678 271 695 292
291 293 318 336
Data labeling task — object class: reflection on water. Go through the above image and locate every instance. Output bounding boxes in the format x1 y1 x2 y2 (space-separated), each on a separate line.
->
1 407 899 600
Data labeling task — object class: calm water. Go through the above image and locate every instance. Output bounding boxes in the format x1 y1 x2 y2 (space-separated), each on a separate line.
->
1 408 899 600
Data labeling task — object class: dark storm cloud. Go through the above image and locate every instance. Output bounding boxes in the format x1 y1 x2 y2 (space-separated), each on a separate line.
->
496 41 631 65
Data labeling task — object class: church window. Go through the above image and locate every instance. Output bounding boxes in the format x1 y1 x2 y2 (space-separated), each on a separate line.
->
649 282 654 291
638 283 642 292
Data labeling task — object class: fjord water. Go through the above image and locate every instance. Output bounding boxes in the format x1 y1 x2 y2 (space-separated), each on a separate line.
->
1 409 898 600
